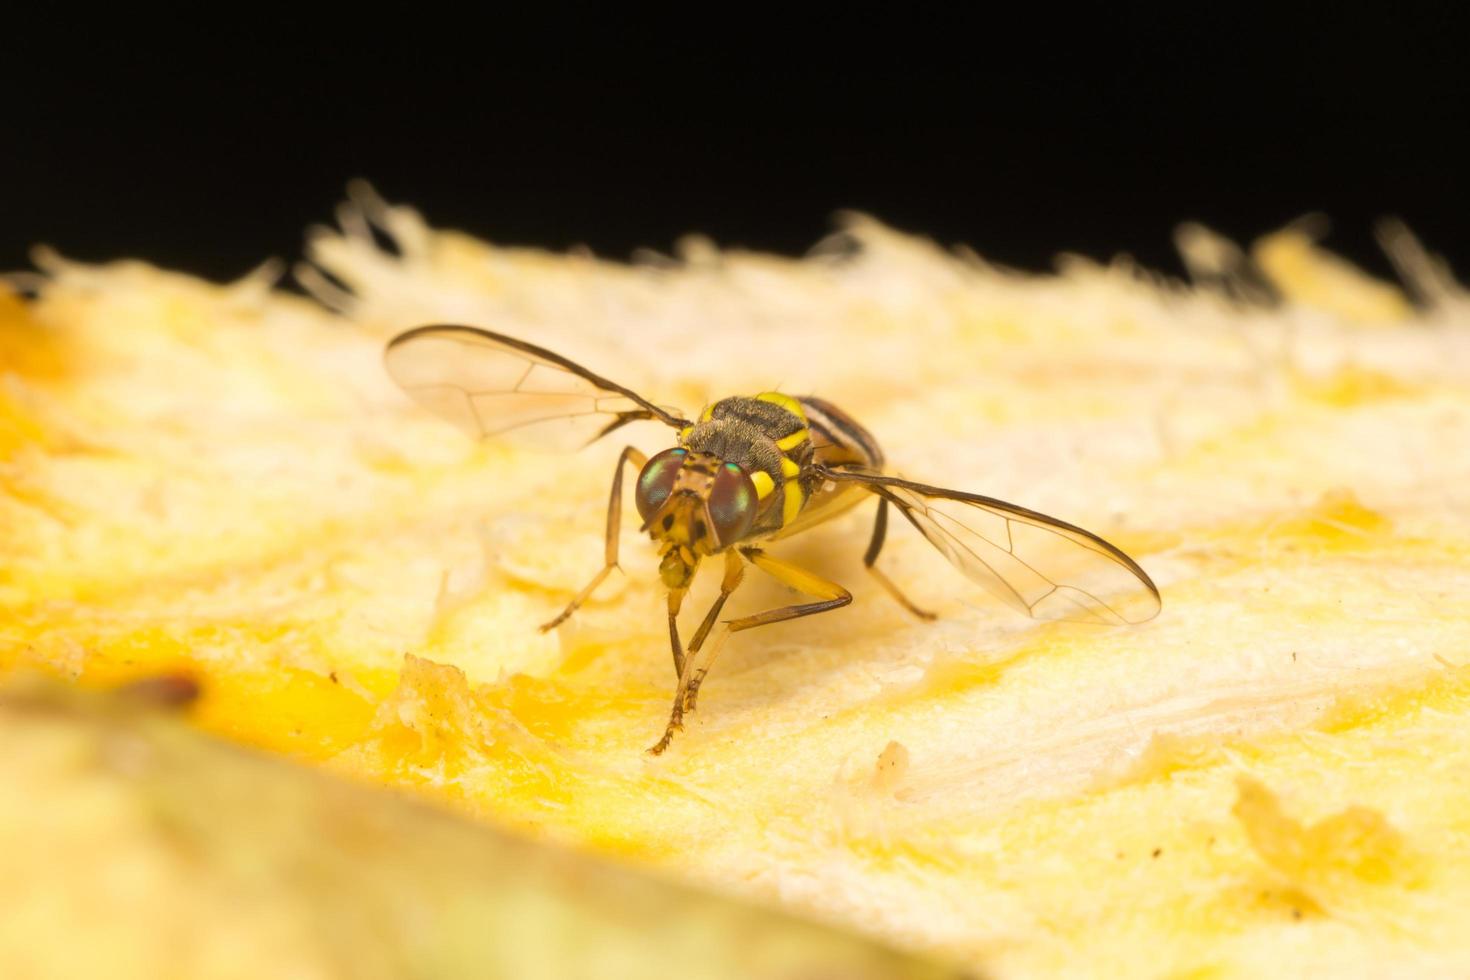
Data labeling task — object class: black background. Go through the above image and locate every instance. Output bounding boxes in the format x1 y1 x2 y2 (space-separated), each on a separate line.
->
4 9 1467 287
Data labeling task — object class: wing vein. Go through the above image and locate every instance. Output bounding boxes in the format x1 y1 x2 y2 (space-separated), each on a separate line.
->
824 466 1161 626
384 324 692 452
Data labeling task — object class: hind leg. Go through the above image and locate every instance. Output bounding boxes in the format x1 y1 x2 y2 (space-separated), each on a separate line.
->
863 496 936 621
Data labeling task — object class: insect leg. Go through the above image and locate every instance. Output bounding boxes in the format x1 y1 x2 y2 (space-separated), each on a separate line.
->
539 446 648 632
689 547 852 711
725 547 853 631
667 588 687 677
647 547 852 755
862 496 937 621
689 549 746 654
647 550 745 756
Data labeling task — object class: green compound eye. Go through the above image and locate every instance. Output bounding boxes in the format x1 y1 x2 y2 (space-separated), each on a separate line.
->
636 449 686 523
706 463 756 546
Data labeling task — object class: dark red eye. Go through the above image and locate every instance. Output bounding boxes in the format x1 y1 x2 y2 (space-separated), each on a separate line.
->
636 448 686 523
706 462 756 545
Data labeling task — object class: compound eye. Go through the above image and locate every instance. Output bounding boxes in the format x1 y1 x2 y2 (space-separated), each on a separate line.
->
706 462 757 546
635 448 686 523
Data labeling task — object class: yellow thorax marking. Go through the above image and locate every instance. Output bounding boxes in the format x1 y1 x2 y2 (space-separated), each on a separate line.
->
749 470 775 499
779 457 801 478
782 481 804 526
775 428 809 451
699 403 716 422
756 391 805 418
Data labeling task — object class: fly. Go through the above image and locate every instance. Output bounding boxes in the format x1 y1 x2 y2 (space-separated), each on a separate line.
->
384 325 1161 753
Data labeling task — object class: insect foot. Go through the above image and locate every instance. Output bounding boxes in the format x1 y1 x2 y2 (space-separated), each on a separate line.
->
647 704 686 755
647 725 679 756
681 672 706 714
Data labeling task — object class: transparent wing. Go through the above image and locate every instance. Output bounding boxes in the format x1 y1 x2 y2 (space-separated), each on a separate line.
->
823 468 1161 626
384 325 690 450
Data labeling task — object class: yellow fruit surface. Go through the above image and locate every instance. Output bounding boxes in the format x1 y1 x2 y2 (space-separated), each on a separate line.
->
4 197 1470 976
0 678 962 980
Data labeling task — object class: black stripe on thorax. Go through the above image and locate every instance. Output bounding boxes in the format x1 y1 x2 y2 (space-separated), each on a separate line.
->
683 419 785 484
709 396 806 441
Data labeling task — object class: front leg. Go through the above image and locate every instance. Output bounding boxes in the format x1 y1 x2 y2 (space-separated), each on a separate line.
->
666 588 687 677
647 547 851 755
689 549 746 654
647 550 744 755
539 445 648 632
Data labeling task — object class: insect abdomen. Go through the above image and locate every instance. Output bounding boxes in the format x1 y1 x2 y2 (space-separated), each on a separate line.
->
798 396 883 471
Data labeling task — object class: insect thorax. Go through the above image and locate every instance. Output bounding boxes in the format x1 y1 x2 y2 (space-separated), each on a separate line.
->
681 394 814 535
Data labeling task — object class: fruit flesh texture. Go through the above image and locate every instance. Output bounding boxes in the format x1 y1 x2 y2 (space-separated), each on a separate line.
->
3 211 1470 977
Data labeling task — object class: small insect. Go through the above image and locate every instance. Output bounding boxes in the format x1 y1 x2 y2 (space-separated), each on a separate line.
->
385 325 1161 753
